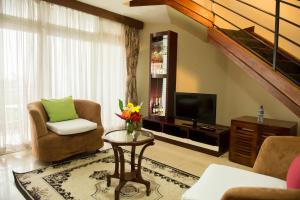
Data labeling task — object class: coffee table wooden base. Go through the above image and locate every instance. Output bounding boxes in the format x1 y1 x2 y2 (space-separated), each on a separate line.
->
107 142 154 200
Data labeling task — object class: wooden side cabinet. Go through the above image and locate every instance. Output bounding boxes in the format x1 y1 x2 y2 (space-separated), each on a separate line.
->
229 116 297 167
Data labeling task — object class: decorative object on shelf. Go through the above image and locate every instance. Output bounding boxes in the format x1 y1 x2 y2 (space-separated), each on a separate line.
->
116 99 142 134
257 105 264 124
149 31 177 118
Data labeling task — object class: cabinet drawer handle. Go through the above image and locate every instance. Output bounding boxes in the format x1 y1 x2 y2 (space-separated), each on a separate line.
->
237 127 255 132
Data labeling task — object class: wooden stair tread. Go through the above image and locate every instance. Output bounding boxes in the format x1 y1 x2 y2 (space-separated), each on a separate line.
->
221 28 300 86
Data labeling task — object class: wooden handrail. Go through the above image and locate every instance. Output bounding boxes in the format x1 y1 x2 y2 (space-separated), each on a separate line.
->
129 0 166 6
43 0 144 29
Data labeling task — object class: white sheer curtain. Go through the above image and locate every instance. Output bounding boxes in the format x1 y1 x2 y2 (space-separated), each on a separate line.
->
0 0 127 154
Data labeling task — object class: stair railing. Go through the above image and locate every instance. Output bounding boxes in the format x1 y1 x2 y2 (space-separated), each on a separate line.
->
191 0 300 71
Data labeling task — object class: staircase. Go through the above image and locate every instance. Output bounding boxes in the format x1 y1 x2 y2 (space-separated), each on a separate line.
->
130 0 300 117
220 28 300 86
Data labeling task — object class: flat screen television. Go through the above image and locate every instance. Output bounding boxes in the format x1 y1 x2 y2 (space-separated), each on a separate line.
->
174 92 217 124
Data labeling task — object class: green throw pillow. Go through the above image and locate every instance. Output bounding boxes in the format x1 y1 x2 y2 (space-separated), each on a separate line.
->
41 96 78 122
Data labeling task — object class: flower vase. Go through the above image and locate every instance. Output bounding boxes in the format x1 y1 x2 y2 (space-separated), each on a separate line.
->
127 122 135 134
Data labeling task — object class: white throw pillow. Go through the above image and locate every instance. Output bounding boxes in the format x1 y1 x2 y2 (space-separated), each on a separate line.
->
46 118 97 135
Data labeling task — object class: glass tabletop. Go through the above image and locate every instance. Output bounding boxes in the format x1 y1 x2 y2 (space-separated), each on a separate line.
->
104 130 154 144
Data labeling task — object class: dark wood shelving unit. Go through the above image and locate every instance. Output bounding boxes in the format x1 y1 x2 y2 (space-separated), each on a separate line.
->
143 117 230 156
148 31 177 118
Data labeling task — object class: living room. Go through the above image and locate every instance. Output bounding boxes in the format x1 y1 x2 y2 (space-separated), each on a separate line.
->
1 0 300 200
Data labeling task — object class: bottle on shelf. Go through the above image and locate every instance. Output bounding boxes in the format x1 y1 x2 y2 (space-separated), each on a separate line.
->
155 97 159 114
151 101 155 114
158 97 164 116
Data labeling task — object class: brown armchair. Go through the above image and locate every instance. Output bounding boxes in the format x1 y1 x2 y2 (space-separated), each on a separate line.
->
27 99 104 162
221 136 300 200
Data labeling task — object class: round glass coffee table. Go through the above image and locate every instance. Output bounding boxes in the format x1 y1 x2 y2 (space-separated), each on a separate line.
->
104 129 155 200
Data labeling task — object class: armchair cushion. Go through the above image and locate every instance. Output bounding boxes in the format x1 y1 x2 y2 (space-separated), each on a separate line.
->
181 164 286 200
46 118 97 135
41 96 78 122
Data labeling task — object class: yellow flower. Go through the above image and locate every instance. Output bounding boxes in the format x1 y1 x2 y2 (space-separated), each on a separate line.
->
127 102 134 108
130 106 140 113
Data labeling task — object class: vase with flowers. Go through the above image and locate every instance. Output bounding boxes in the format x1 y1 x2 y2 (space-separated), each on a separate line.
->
116 100 142 134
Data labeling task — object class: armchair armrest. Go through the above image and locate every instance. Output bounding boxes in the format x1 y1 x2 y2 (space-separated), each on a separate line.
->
221 187 300 200
27 107 49 138
74 99 103 126
253 136 300 180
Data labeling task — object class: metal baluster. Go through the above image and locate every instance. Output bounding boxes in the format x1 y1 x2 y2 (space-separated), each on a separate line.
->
273 0 280 70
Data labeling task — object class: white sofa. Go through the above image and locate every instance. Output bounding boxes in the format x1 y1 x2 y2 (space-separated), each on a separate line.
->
181 136 300 200
182 164 286 200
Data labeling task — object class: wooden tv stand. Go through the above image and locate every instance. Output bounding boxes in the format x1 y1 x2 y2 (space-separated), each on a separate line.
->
142 116 230 156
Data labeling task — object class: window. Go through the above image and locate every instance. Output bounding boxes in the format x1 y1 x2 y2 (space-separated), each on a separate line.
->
0 0 126 154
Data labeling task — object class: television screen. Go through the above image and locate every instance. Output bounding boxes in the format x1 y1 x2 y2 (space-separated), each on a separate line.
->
175 92 217 124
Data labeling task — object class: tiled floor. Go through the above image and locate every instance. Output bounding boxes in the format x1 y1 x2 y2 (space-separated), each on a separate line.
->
0 140 250 200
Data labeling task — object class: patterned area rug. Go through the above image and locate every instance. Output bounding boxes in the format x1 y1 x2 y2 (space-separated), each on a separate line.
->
13 149 199 200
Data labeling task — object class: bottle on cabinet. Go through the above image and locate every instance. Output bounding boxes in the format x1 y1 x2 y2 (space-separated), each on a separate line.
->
257 105 264 124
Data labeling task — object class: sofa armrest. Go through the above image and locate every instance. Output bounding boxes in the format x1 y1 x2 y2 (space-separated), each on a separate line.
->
27 108 49 138
253 136 300 180
74 100 103 127
221 187 300 200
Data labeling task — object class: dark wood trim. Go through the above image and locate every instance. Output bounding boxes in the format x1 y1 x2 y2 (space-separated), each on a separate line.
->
130 0 214 28
129 0 166 6
42 0 144 29
208 28 300 117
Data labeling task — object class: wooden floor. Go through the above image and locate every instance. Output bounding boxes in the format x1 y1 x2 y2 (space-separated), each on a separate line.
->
0 140 250 200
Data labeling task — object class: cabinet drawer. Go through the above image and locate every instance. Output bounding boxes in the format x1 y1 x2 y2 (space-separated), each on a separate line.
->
262 126 292 136
229 152 253 167
231 121 258 132
232 146 252 156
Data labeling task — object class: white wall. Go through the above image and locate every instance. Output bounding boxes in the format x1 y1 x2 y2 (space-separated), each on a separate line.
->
137 22 300 134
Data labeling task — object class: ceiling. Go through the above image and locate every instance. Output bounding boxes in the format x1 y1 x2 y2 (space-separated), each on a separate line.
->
78 0 208 38
78 0 171 23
